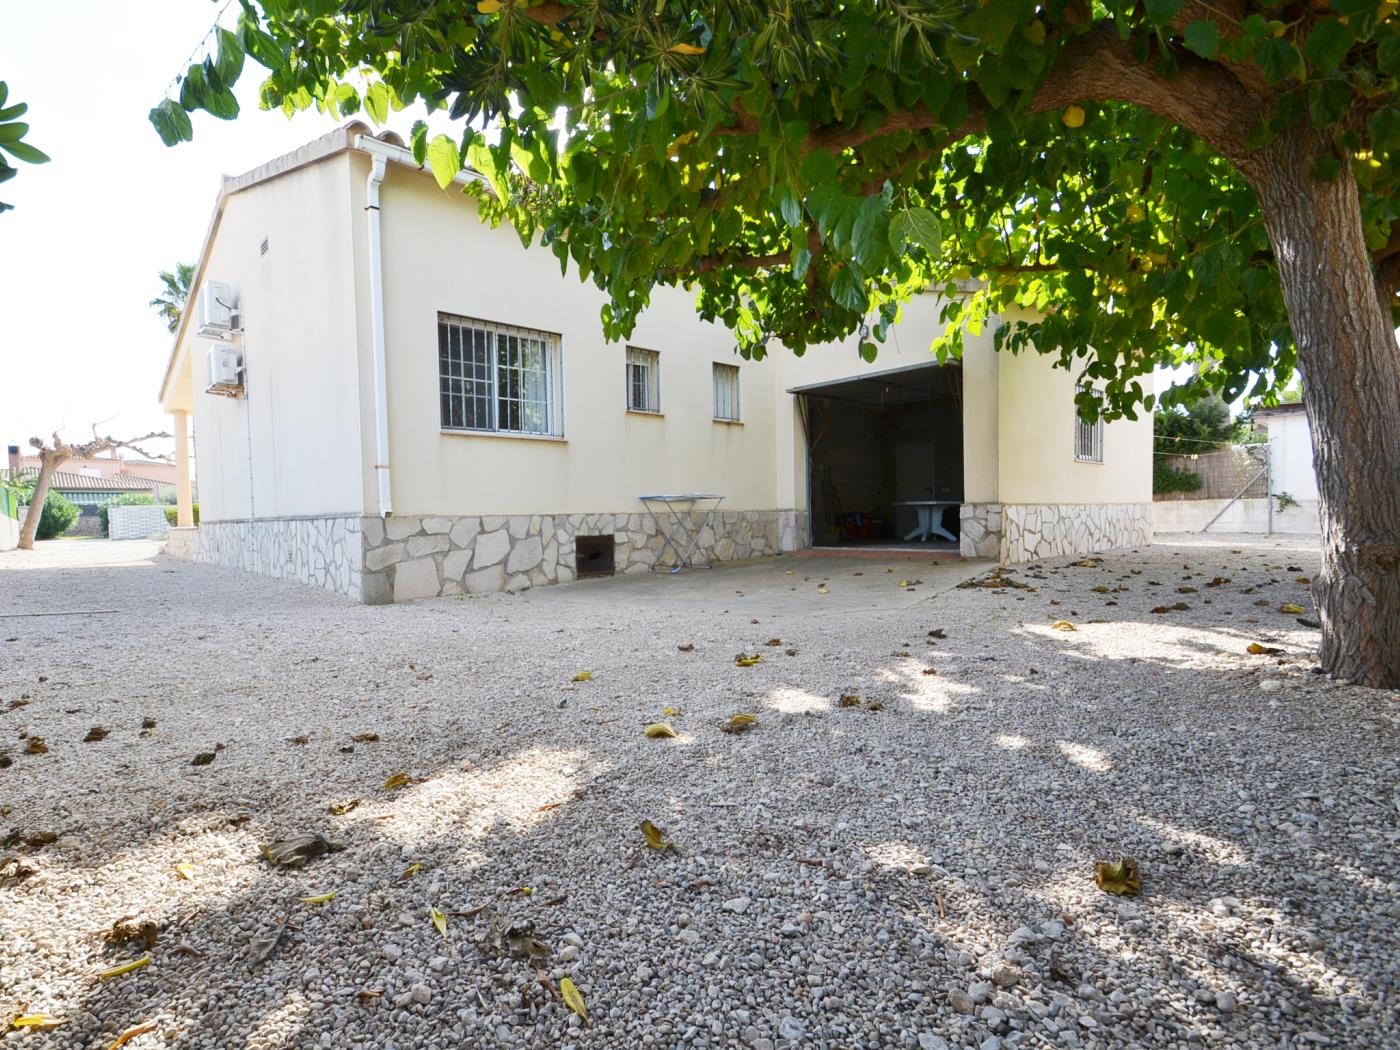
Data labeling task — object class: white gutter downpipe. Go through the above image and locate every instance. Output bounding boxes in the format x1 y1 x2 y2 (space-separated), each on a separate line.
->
365 151 393 517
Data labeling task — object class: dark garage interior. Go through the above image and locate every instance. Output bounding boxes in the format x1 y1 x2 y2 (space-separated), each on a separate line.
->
796 363 964 549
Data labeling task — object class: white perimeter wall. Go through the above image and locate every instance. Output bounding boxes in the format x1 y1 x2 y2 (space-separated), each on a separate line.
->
186 154 366 523
0 513 17 551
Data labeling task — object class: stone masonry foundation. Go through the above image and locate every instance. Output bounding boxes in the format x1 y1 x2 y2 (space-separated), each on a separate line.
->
961 502 1153 563
166 510 806 604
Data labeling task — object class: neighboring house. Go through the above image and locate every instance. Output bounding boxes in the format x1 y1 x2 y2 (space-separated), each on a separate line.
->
5 449 185 488
3 468 160 537
1254 403 1318 502
156 122 1153 604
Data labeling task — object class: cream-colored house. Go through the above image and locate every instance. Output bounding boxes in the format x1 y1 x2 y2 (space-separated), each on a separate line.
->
158 123 1152 603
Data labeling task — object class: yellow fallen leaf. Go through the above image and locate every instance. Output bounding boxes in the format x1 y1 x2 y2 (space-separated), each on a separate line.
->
816 585 829 595
735 655 761 667
399 862 423 880
1295 576 1311 584
477 0 502 11
1091 585 1110 593
641 819 670 850
1094 856 1141 896
383 772 410 790
1279 603 1306 614
721 713 758 734
1062 105 1086 128
1247 642 1284 656
329 799 360 816
662 706 682 717
10 1014 64 1030
174 862 196 881
98 956 151 980
839 693 862 707
644 722 678 739
1050 620 1077 631
430 905 448 940
571 671 592 683
109 1020 158 1049
298 890 338 905
668 42 706 55
560 976 590 1024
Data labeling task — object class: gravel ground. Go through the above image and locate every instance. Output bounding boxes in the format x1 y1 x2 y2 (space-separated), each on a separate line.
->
1 533 1396 1050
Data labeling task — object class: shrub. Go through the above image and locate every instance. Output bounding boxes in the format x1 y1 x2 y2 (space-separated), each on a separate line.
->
98 492 155 537
1153 462 1204 495
162 503 200 527
15 478 80 540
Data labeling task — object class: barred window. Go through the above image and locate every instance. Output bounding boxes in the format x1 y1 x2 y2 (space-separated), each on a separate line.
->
626 347 660 413
713 362 740 421
1074 389 1105 463
438 314 562 437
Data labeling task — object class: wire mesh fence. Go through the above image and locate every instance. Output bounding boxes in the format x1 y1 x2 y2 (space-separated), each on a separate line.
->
1155 443 1270 502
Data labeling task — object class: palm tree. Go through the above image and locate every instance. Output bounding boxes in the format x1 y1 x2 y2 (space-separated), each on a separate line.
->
150 262 195 334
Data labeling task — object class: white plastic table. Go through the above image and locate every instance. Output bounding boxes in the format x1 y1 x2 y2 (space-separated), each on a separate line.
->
638 493 725 572
893 500 960 543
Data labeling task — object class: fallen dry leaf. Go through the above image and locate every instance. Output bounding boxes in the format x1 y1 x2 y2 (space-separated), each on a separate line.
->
9 1014 64 1030
83 727 109 743
328 799 360 816
662 706 682 717
350 733 380 743
382 772 410 790
838 694 862 708
641 819 671 851
399 862 423 881
24 737 48 755
734 654 761 667
297 890 337 905
921 668 938 676
571 671 593 683
108 1020 158 1049
677 643 695 652
1247 643 1285 656
1050 620 1077 631
260 834 344 869
174 862 196 881
721 713 758 734
764 638 783 646
190 752 215 766
98 956 151 980
1094 857 1141 897
643 722 678 739
1206 577 1230 587
430 905 448 940
560 976 590 1024
1150 603 1190 614
288 735 310 746
1279 603 1306 615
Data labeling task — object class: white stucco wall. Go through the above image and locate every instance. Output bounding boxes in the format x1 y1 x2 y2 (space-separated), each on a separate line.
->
368 158 778 515
0 511 17 551
179 154 367 523
1262 410 1318 501
995 347 1153 506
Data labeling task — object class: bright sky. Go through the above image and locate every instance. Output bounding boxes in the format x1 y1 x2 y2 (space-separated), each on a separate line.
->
0 1 438 460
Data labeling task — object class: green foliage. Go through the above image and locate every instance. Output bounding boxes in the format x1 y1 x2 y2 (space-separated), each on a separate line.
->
0 81 50 214
150 263 195 334
1153 461 1204 495
17 479 79 540
1153 396 1237 456
98 492 156 537
162 503 199 527
150 0 1400 418
1276 490 1301 511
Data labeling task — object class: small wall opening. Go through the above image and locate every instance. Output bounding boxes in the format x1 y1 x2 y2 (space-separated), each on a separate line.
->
576 535 615 578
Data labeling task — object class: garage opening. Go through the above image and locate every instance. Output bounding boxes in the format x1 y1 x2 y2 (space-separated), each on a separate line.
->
794 362 963 550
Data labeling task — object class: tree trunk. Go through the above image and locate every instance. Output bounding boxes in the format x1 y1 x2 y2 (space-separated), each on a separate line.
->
1248 129 1400 689
17 459 57 550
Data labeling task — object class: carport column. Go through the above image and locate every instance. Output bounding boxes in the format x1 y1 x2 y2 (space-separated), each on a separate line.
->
173 410 194 528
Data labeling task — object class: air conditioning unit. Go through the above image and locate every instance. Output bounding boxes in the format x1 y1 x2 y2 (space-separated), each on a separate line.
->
206 345 244 393
197 281 240 336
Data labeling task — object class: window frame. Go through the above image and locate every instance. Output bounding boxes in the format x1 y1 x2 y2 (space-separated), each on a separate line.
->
438 313 564 439
625 346 661 414
1074 388 1105 464
712 362 741 422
